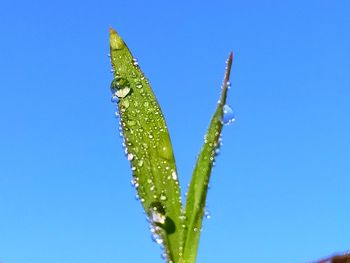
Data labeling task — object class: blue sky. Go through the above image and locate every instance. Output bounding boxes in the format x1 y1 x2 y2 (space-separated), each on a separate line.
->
1 0 350 262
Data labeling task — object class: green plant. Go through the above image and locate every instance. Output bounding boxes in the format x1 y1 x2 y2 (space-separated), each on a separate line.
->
109 27 234 263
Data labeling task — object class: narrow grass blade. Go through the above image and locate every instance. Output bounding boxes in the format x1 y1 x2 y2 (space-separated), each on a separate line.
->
109 28 183 262
182 53 234 263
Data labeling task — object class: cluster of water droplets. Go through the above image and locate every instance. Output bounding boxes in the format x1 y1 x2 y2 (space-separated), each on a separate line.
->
204 208 211 220
109 68 144 203
219 80 235 125
109 54 186 262
150 228 163 245
147 202 173 261
132 58 139 67
185 60 236 227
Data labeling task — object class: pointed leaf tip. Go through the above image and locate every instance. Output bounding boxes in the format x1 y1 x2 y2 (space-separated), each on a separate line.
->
228 52 233 63
109 28 125 50
109 27 116 35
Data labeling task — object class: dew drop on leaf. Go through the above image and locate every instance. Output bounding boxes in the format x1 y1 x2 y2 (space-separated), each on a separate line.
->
150 209 166 225
127 120 136 126
204 210 211 219
111 95 118 103
151 233 163 244
132 58 139 66
130 178 139 188
171 170 178 180
222 104 235 125
149 202 167 226
158 140 172 160
127 153 134 161
116 87 131 98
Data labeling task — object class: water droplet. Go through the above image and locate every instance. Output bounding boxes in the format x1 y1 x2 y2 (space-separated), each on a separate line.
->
160 194 167 201
121 99 130 109
115 87 131 98
137 159 144 167
127 153 134 161
149 202 166 226
204 134 208 143
110 68 115 73
204 210 211 219
193 227 198 232
127 120 136 126
218 136 223 146
136 83 143 89
151 209 166 225
222 104 235 125
158 139 172 161
130 178 139 188
114 111 120 118
151 233 163 244
171 171 177 180
132 58 139 66
107 53 111 58
226 81 231 89
111 95 118 103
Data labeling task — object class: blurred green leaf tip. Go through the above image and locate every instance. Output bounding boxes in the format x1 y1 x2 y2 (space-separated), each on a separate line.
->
109 27 235 263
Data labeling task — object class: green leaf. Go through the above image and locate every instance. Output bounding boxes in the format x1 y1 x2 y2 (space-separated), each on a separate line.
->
109 28 183 262
182 53 234 263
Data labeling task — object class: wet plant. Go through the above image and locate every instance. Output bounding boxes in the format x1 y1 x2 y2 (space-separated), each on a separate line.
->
109 27 234 263
108 28 350 263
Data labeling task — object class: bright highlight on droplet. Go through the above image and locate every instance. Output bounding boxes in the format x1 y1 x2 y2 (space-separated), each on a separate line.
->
171 171 178 180
115 87 131 98
151 209 166 225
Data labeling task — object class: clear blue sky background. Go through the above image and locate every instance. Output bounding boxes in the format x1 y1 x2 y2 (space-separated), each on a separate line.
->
0 0 349 262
